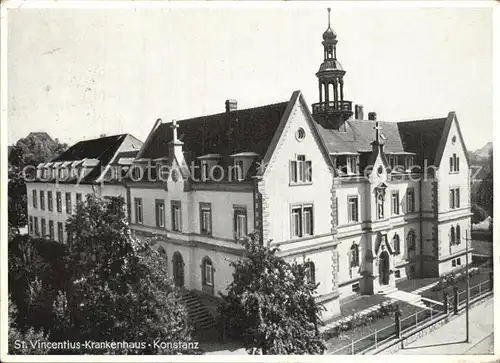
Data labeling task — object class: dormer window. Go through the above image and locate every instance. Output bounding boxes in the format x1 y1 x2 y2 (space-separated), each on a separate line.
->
405 156 414 171
388 156 397 171
347 156 358 175
198 154 222 182
290 154 312 184
230 152 259 182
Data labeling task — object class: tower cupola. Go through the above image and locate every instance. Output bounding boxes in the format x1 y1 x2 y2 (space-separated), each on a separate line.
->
312 8 353 130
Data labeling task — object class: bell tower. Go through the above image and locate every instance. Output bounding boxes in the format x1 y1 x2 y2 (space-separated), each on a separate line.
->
312 8 353 130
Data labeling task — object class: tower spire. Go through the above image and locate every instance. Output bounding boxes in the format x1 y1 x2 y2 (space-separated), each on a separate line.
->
327 7 331 27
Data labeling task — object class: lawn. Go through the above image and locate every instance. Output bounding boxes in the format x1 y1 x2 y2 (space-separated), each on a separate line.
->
420 268 492 302
325 301 427 354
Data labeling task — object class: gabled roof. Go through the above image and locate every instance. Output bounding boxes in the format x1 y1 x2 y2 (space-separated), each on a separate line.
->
139 101 289 161
314 116 449 166
397 116 448 166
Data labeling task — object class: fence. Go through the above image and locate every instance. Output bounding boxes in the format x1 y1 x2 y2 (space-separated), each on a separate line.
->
330 279 492 355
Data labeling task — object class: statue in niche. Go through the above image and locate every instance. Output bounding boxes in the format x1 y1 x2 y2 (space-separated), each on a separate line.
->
376 189 385 219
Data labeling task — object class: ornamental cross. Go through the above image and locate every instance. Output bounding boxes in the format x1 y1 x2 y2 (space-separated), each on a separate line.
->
373 121 381 144
171 119 179 142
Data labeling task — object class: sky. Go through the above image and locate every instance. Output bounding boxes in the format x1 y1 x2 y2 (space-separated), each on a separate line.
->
7 5 493 151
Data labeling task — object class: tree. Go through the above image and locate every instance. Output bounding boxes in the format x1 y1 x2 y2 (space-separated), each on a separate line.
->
475 148 493 225
61 194 198 354
8 134 68 234
8 296 49 355
8 195 199 354
218 232 326 355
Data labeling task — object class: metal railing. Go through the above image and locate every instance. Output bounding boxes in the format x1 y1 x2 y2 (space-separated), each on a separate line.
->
329 279 492 355
312 101 353 114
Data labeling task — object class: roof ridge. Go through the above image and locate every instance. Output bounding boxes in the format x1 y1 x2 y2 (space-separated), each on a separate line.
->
171 100 289 123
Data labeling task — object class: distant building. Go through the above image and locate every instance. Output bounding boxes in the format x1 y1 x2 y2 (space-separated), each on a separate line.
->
25 134 143 243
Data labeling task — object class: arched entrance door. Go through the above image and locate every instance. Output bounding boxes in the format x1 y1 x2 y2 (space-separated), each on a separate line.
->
173 252 185 288
379 251 390 286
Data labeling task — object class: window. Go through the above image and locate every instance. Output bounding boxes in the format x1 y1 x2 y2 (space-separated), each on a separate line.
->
65 192 72 214
57 222 64 242
450 226 456 245
456 225 461 245
406 188 415 213
350 243 359 267
395 269 401 278
233 159 244 181
295 127 306 141
388 156 397 171
171 201 182 232
452 259 456 267
202 258 214 286
32 190 38 209
449 153 459 173
40 191 45 211
391 191 400 215
28 216 34 235
457 258 461 266
450 187 460 209
352 283 360 292
393 234 401 255
34 217 39 236
234 207 247 240
290 155 312 184
155 200 165 228
305 261 315 285
291 204 314 238
201 161 209 181
407 230 416 251
49 220 54 240
41 218 46 237
348 196 359 223
76 193 82 205
56 191 62 213
347 156 358 175
48 191 53 211
200 203 212 235
134 198 143 224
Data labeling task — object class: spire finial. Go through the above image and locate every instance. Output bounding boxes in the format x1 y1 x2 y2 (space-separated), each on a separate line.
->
327 8 331 27
171 119 179 142
373 121 381 144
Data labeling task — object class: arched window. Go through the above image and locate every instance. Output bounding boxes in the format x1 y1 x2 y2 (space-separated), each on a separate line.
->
456 225 461 245
392 234 401 255
407 230 416 251
450 226 455 245
305 261 315 285
158 246 167 270
350 243 359 267
202 257 214 286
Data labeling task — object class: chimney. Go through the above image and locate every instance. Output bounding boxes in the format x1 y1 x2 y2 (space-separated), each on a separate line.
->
355 105 364 120
368 112 377 121
225 99 238 113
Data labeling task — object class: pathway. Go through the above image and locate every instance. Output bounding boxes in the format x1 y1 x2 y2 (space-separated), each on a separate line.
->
396 297 494 355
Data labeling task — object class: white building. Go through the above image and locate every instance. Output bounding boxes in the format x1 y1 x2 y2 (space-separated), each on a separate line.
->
25 13 472 322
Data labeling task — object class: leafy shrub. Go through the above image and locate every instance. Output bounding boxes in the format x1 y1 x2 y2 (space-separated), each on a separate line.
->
431 267 480 292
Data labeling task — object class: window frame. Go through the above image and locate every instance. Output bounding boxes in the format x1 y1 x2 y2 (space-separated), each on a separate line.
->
450 187 460 209
49 220 54 240
134 197 143 224
391 191 400 215
56 191 62 213
393 234 401 255
406 188 415 213
155 199 165 228
347 195 359 223
41 218 46 237
171 200 182 232
34 217 39 236
57 222 64 243
65 192 72 214
202 257 214 286
290 203 314 238
233 206 248 240
305 261 316 285
32 190 38 209
199 202 212 236
28 216 34 235
40 191 45 211
290 154 312 185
